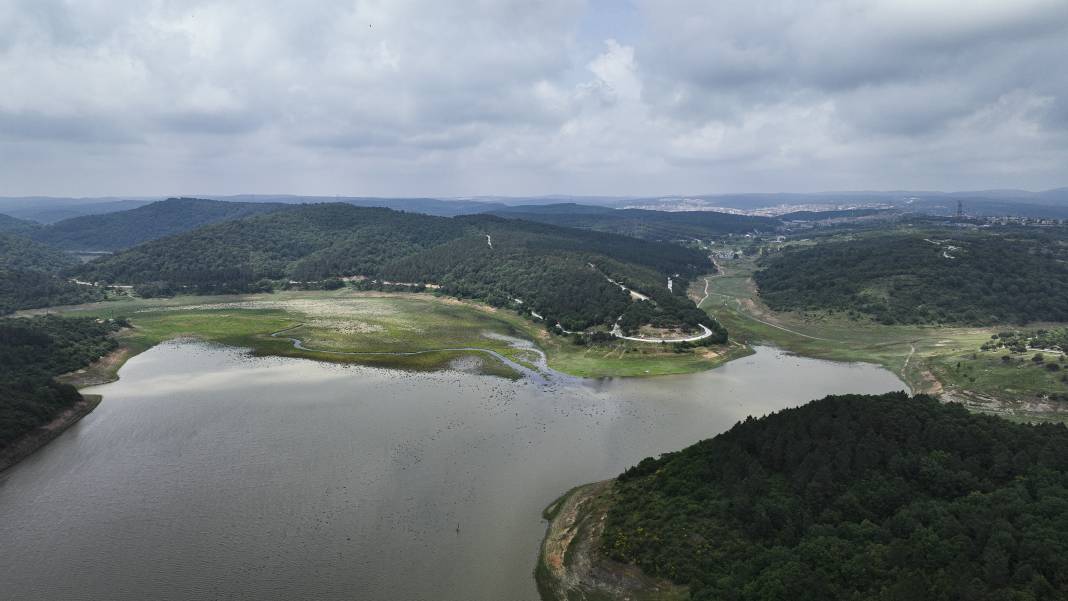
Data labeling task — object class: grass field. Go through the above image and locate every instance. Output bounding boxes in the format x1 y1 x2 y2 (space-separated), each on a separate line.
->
531 328 750 378
692 257 1068 420
25 289 736 381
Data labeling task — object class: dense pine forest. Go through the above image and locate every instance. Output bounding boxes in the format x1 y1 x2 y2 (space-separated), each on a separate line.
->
754 230 1068 325
603 392 1068 601
0 316 122 449
0 232 80 272
76 203 719 332
0 233 103 314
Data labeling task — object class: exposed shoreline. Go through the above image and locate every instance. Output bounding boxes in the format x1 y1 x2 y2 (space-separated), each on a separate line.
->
0 394 102 473
21 289 741 378
536 480 687 601
0 346 129 474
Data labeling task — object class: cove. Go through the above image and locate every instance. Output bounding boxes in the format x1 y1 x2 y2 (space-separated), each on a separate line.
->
0 342 905 601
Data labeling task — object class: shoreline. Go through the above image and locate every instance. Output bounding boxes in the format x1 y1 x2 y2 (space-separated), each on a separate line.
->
0 394 102 473
0 345 131 474
536 480 687 601
20 289 741 378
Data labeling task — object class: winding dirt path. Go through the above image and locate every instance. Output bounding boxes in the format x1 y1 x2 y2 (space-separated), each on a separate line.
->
903 344 916 371
698 259 829 341
697 277 713 308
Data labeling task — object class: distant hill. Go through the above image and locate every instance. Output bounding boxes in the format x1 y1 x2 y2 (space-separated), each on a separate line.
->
622 189 1068 219
603 392 1068 600
0 195 505 223
489 203 618 216
1036 187 1068 204
0 198 155 223
0 213 39 235
219 195 506 217
7 188 1065 226
778 208 888 221
77 203 722 334
754 228 1068 324
0 233 79 272
31 198 290 251
484 203 779 240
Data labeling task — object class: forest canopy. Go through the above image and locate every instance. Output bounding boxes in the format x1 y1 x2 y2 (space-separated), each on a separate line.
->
0 316 122 449
603 392 1068 601
0 233 103 315
754 230 1068 325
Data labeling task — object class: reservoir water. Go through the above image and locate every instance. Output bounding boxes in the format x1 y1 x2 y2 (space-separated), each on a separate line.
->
0 342 905 600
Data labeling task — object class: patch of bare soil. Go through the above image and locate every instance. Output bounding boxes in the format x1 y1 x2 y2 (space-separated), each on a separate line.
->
918 370 943 395
699 348 723 360
940 387 1068 422
637 325 694 338
56 346 130 388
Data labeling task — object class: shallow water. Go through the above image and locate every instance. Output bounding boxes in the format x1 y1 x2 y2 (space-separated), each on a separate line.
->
0 343 905 601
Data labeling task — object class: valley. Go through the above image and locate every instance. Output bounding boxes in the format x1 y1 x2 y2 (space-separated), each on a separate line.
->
3 196 1068 601
692 255 1068 422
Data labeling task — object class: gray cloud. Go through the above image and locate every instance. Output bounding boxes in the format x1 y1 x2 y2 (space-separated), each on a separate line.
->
0 0 1066 196
0 111 140 143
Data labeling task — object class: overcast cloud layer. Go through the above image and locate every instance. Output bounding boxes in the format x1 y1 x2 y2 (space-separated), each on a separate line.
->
2 0 1067 196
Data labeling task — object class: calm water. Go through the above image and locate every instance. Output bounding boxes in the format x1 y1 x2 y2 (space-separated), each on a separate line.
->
0 342 905 601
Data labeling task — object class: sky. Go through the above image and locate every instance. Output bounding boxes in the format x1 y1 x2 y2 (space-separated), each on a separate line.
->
1 0 1067 197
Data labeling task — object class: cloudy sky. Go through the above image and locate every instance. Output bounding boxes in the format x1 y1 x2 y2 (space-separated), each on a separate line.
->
2 0 1067 197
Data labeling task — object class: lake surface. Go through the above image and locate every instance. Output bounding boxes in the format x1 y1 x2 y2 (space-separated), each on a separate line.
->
0 342 905 601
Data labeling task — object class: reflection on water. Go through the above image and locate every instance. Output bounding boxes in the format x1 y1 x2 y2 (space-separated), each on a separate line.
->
0 342 905 601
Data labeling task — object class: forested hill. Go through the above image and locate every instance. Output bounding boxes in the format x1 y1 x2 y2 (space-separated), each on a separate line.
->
604 392 1068 600
76 204 720 333
30 197 289 251
0 233 78 273
0 213 39 235
754 230 1068 325
0 234 103 314
484 204 779 240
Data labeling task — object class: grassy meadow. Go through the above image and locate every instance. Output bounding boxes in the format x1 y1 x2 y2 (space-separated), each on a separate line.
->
24 288 736 381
